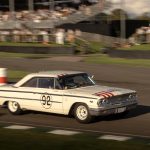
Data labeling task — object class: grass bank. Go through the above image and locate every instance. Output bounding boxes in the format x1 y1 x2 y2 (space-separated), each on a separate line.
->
119 44 150 51
7 70 29 82
0 42 71 47
84 54 150 67
0 128 149 150
0 52 52 59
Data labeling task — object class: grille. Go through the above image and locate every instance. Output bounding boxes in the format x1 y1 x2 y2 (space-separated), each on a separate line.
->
109 94 130 105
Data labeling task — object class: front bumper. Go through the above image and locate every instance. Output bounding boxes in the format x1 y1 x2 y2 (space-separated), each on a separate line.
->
89 103 137 116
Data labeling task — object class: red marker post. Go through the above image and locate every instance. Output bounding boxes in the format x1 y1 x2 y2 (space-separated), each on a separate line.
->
0 68 7 85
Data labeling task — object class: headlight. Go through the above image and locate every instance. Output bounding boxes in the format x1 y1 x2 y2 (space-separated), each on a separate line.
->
128 93 137 101
97 98 109 106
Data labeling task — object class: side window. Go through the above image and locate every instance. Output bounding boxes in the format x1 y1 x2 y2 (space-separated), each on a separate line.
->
38 78 54 89
21 78 37 87
55 79 62 90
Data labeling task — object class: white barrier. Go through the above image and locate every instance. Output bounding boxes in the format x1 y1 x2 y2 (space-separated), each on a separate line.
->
0 68 7 85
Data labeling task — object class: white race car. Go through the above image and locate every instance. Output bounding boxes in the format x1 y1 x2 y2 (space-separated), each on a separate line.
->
0 71 137 123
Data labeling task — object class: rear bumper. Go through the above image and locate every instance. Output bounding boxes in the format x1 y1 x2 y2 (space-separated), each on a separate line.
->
89 103 137 116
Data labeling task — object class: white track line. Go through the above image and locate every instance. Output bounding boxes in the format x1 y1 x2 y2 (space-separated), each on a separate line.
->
4 125 34 130
48 130 81 135
0 120 150 139
99 135 132 141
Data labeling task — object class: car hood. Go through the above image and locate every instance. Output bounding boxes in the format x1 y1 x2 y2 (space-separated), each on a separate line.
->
67 85 136 99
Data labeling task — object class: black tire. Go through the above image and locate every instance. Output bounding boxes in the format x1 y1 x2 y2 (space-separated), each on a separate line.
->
114 110 129 119
74 103 93 123
8 101 22 115
118 110 129 117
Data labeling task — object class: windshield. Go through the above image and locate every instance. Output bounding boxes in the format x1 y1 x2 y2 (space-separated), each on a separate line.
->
58 73 95 89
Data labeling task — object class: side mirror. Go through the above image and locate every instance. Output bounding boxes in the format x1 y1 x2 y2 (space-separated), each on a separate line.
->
90 75 94 79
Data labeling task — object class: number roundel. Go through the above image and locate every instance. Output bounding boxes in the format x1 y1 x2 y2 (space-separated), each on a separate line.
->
41 94 52 109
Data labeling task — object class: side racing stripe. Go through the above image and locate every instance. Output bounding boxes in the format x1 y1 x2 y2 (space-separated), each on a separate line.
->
0 96 62 103
0 90 97 100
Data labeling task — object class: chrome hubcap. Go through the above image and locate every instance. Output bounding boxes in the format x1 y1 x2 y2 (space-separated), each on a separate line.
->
8 101 18 112
76 105 88 120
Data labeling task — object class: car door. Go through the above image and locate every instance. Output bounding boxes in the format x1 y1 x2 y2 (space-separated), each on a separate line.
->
36 77 64 114
18 77 64 114
17 77 45 111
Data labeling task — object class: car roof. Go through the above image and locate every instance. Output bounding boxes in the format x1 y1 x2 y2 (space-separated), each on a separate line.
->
31 70 85 77
14 70 86 87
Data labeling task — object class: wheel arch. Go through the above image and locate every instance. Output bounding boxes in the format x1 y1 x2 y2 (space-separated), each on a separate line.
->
2 101 9 107
68 102 88 116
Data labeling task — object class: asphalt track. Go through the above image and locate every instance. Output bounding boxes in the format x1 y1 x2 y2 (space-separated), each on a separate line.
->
0 58 150 137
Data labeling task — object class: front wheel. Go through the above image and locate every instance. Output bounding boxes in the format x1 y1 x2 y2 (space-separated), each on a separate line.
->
8 101 22 115
74 103 93 123
118 110 129 117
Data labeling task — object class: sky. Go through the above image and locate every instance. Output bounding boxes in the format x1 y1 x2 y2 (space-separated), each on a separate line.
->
107 0 150 17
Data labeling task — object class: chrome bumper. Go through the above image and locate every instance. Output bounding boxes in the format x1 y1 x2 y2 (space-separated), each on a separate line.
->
89 103 137 116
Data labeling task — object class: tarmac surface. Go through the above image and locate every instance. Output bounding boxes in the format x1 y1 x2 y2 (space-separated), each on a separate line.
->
0 57 150 137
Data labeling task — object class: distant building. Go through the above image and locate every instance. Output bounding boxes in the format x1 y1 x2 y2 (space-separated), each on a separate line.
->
0 0 149 38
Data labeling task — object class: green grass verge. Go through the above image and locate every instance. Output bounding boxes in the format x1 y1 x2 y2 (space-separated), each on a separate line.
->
0 52 52 59
89 41 105 53
7 70 29 82
84 54 150 67
0 128 149 150
119 44 150 51
75 39 104 53
0 42 71 47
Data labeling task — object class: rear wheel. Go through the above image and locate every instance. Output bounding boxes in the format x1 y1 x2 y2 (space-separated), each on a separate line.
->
8 101 22 115
74 103 93 123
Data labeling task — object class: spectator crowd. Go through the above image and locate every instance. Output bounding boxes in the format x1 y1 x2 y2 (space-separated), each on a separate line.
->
0 8 76 22
0 1 98 23
0 1 99 44
0 1 149 47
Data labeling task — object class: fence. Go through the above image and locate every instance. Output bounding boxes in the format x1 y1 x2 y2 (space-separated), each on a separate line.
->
0 31 125 45
0 33 56 43
1 31 149 48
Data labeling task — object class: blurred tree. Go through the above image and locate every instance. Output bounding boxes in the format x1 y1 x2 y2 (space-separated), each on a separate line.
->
137 12 150 20
110 9 129 20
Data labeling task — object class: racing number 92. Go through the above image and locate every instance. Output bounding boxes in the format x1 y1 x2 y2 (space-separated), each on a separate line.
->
41 94 52 109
